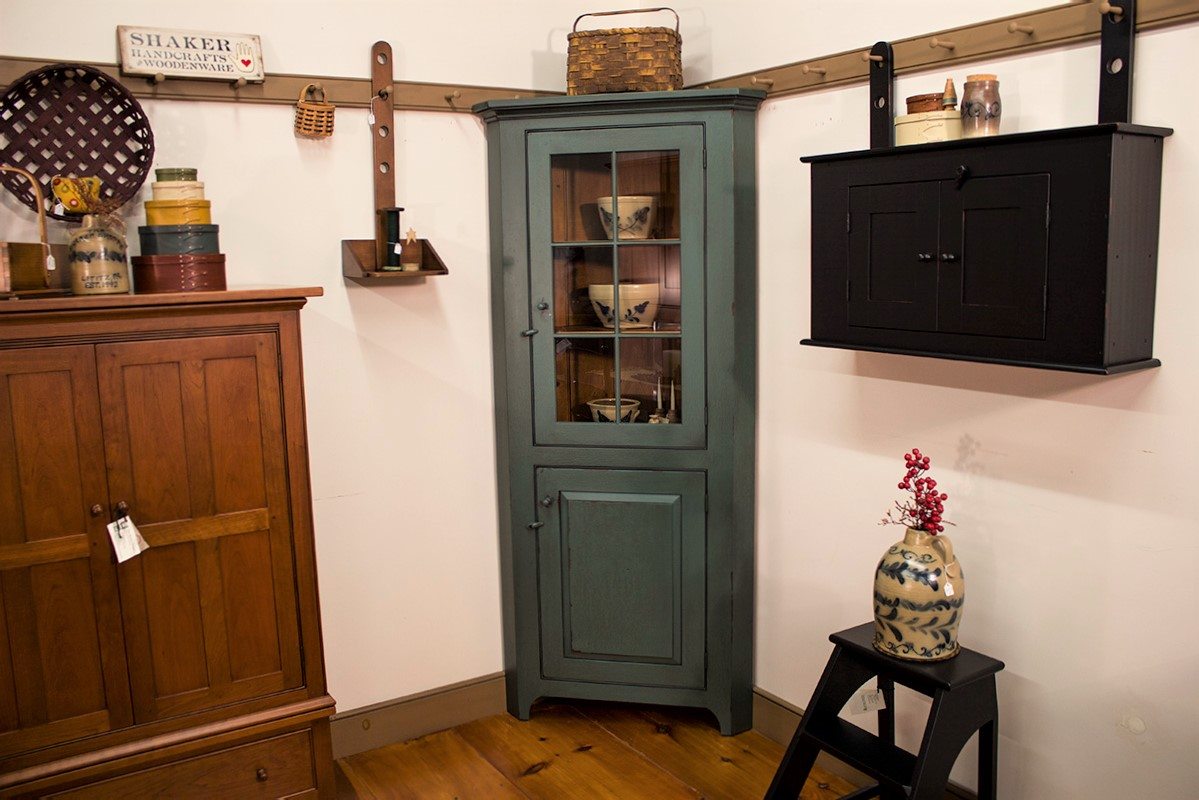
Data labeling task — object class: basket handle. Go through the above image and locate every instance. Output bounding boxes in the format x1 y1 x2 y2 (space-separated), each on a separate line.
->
297 82 326 104
573 7 679 33
0 164 51 273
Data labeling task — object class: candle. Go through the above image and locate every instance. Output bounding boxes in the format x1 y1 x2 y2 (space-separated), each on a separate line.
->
670 380 676 411
656 376 662 408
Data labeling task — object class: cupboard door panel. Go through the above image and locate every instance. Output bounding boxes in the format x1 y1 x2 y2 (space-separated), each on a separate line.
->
0 346 132 758
535 468 705 689
939 174 1050 339
848 182 940 331
98 334 302 723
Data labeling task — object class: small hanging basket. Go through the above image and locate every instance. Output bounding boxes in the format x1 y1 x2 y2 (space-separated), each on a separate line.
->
567 7 683 96
294 83 335 139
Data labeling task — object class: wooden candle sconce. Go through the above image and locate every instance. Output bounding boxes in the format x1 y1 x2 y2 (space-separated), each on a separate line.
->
342 41 448 284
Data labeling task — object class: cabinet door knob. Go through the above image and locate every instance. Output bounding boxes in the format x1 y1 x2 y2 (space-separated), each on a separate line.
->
535 300 549 311
539 495 554 507
520 328 538 338
90 503 104 517
940 253 958 262
527 521 545 530
115 500 129 519
954 165 970 188
256 767 268 782
917 253 935 262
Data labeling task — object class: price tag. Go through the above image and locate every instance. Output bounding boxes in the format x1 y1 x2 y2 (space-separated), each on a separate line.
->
367 112 376 126
945 582 955 597
107 516 150 563
849 687 887 715
393 243 403 255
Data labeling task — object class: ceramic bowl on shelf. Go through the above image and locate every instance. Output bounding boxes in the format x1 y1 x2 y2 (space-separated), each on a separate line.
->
596 195 658 239
586 397 641 422
588 283 660 329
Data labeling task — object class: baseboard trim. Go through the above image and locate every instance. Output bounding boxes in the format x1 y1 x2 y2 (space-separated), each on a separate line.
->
331 673 973 799
330 672 506 759
752 687 976 800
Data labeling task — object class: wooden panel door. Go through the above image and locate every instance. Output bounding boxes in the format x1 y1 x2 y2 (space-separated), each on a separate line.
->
534 468 705 689
97 334 303 723
847 181 941 331
0 346 132 757
938 174 1051 339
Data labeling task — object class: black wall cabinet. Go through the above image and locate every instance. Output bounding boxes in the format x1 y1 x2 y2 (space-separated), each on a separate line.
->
803 123 1172 374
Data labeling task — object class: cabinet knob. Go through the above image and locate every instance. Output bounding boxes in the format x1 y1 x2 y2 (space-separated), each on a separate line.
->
527 521 545 530
535 300 549 311
916 253 935 262
954 165 970 188
520 328 538 338
540 495 554 507
940 253 958 262
90 503 104 517
256 767 268 782
115 500 129 519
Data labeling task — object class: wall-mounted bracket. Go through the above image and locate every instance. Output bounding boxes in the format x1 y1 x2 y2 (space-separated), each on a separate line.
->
867 41 895 149
1098 0 1136 123
342 41 449 284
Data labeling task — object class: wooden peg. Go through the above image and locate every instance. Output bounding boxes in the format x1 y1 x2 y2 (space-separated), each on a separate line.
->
802 65 827 76
231 76 248 89
750 76 775 88
445 90 462 104
151 72 166 84
930 37 956 50
862 53 885 63
1099 1 1124 18
377 85 392 99
1008 21 1035 35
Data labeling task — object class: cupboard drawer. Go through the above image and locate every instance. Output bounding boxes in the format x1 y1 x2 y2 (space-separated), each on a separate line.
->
49 730 316 799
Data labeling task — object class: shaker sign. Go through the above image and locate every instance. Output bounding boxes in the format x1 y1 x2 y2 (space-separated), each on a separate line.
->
118 26 264 82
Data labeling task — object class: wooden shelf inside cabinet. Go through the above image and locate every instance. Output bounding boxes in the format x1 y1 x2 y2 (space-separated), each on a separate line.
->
802 123 1172 374
341 238 449 284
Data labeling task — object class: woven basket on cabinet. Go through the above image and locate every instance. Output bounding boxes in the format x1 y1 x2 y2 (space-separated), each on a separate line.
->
567 8 683 95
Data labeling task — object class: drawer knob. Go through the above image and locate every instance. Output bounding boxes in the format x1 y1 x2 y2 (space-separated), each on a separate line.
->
940 253 959 263
91 503 104 517
256 767 269 782
540 495 554 507
916 253 934 263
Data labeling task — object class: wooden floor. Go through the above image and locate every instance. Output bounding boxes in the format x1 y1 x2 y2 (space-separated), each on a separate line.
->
335 701 859 799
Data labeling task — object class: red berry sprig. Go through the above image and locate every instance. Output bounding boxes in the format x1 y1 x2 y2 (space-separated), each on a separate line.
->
882 448 951 534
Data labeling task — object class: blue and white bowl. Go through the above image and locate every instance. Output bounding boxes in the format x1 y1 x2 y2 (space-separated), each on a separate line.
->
588 283 660 329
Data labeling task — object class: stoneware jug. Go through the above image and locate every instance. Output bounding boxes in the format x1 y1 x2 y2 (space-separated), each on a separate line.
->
68 215 129 295
873 527 965 661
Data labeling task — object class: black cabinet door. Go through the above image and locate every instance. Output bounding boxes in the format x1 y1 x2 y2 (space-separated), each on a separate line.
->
848 182 940 331
938 174 1050 339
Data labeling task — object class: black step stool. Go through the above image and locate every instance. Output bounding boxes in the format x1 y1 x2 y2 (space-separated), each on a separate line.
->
764 623 1004 800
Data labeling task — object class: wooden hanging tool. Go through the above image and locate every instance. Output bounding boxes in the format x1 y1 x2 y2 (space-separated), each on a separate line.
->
371 41 397 269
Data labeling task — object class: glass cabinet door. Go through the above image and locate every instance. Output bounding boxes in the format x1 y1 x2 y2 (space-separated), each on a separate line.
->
528 126 705 447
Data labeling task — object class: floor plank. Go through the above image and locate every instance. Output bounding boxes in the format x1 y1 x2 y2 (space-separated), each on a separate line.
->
574 702 860 800
455 703 700 799
338 728 527 800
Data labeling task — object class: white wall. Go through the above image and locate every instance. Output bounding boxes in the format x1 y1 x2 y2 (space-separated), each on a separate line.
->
3 2 1197 797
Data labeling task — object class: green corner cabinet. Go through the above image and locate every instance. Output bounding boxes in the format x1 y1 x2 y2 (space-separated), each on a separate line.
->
474 89 763 734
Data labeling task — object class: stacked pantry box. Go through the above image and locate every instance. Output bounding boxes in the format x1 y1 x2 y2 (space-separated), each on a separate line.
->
133 167 227 292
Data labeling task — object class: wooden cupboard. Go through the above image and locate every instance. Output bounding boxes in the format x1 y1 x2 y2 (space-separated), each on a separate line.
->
0 288 334 798
803 123 1172 373
476 89 763 734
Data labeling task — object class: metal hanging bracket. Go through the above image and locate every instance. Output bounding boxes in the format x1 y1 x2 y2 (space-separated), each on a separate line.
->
866 41 895 149
1098 0 1136 123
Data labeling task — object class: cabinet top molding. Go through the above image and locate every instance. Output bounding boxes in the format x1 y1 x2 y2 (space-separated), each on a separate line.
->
473 88 766 121
0 286 323 316
802 121 1173 164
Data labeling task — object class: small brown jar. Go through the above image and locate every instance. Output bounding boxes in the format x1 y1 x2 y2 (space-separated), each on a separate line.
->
961 73 1001 138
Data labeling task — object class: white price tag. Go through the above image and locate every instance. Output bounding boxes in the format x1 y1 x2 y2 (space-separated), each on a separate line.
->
393 243 403 255
107 516 150 563
849 687 887 715
945 582 955 597
367 112 376 126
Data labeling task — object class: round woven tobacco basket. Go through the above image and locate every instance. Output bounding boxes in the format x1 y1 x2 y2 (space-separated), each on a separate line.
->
567 7 683 96
294 83 335 139
0 63 155 220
